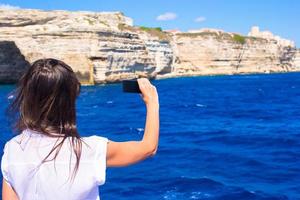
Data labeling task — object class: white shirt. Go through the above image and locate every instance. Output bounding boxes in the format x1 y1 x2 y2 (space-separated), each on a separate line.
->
1 128 108 200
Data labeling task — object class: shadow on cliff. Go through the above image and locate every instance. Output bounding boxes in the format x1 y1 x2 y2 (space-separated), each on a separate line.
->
0 41 30 84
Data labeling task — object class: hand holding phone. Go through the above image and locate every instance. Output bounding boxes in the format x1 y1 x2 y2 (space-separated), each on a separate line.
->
123 78 159 106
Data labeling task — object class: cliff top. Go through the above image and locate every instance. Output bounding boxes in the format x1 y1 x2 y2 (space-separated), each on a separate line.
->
0 8 296 48
0 8 133 31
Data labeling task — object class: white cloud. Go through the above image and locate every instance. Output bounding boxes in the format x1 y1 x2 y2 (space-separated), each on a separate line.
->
195 16 206 23
156 12 177 21
0 3 20 10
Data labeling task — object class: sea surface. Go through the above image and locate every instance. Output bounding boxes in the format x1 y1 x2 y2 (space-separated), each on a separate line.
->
0 72 300 200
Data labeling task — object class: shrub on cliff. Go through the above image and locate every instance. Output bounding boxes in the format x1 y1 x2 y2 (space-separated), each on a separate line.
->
139 26 162 32
118 24 170 41
118 23 136 32
233 34 246 44
138 26 169 41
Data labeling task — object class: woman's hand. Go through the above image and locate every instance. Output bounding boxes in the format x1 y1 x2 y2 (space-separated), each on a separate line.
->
137 78 159 107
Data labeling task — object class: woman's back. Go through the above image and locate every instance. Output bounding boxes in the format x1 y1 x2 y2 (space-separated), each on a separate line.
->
2 58 160 200
2 129 108 200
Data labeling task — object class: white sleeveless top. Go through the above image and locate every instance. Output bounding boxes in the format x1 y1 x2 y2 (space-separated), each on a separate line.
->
1 129 108 200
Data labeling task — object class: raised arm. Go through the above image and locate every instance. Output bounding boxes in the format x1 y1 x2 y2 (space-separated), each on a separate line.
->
106 78 159 167
2 179 19 200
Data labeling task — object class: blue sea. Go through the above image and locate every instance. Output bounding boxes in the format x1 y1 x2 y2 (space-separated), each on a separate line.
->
0 72 300 200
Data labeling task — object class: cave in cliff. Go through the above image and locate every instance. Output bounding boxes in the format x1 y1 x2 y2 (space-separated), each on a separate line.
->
0 41 30 83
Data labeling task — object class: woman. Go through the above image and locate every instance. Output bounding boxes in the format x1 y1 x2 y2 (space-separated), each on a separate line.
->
1 58 159 200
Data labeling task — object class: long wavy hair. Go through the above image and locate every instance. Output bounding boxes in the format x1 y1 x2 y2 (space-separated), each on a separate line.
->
8 58 82 182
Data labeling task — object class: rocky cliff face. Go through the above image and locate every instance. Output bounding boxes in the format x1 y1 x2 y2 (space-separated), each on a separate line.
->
0 9 299 84
0 41 30 83
292 50 300 68
167 31 300 77
91 31 173 83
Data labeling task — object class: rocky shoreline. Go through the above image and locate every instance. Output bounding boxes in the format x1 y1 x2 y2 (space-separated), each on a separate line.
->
0 8 299 84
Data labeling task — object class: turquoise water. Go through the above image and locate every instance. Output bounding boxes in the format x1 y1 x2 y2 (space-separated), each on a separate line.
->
1 72 300 199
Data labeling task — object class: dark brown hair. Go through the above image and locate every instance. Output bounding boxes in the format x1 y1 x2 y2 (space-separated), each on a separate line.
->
8 58 82 182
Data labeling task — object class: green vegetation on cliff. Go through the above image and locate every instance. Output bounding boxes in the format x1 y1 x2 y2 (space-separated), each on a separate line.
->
138 26 170 41
177 31 233 41
139 26 162 32
118 23 135 31
233 34 246 44
118 24 170 41
177 31 271 45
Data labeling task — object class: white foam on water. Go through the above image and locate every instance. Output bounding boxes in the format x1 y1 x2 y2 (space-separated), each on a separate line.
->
190 191 212 199
136 128 144 132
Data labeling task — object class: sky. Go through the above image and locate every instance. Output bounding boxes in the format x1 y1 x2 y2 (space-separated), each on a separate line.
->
0 0 299 46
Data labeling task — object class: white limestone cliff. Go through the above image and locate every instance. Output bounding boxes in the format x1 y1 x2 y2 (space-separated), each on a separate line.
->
0 9 299 84
165 30 300 78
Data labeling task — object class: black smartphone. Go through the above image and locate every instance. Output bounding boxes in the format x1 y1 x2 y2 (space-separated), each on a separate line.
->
122 79 141 93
